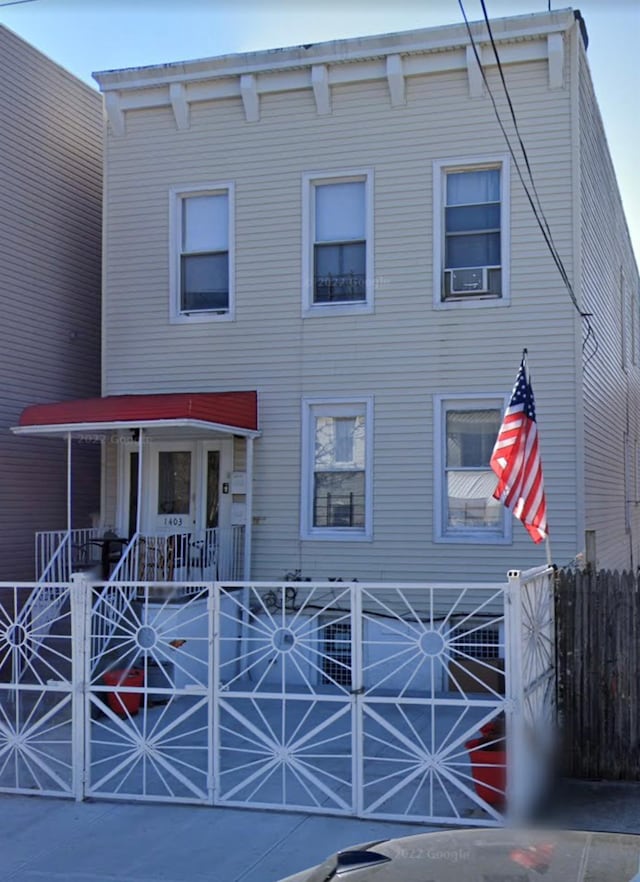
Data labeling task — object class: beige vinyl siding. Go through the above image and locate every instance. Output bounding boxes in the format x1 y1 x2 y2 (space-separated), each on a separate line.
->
0 27 102 579
102 50 580 580
578 40 640 570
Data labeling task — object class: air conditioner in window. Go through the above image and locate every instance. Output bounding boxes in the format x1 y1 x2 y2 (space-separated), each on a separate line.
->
447 267 489 295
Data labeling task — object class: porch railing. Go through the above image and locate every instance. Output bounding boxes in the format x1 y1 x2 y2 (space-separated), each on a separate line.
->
35 528 100 581
109 526 245 589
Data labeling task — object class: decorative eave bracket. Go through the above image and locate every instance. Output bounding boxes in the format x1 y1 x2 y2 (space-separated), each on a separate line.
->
386 54 406 106
104 92 125 137
312 64 331 115
169 82 190 130
547 33 564 89
466 44 484 98
240 74 260 122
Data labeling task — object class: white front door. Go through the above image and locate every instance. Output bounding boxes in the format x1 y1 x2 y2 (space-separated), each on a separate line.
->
148 441 197 536
143 440 232 537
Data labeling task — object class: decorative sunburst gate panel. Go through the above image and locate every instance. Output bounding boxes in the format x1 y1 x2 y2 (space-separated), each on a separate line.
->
86 581 212 804
0 583 77 797
357 583 510 824
215 583 356 814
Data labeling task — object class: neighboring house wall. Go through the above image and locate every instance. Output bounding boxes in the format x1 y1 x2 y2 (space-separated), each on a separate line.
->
577 30 640 571
95 10 635 580
0 27 102 580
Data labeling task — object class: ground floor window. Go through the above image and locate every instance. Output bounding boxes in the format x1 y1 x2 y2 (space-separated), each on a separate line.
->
301 398 373 541
435 395 510 543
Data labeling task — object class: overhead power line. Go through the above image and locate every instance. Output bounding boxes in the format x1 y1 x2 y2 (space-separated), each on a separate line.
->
458 0 597 363
0 0 41 7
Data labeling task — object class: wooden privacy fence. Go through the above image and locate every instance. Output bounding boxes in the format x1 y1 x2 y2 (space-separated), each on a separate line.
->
555 568 640 780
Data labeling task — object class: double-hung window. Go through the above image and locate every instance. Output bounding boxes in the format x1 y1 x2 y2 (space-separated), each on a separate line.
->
303 171 373 315
435 395 510 543
301 399 373 540
170 184 234 321
434 158 509 306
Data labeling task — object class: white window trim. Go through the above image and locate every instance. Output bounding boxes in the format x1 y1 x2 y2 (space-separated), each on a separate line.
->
302 169 374 317
301 396 374 541
432 156 510 310
169 182 235 324
433 393 512 545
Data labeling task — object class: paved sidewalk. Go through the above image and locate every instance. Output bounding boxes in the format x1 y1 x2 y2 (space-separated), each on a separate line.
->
0 797 429 882
2 780 639 882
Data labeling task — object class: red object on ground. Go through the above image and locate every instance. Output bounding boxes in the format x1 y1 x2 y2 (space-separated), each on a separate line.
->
103 669 144 717
465 738 506 806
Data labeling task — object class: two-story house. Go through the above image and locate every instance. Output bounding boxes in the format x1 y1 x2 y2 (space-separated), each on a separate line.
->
0 26 102 581
15 8 640 585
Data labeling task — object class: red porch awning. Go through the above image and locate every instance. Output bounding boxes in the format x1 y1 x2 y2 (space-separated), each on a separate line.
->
13 391 259 437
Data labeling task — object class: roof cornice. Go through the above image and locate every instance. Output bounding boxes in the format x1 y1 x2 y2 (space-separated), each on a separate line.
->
93 8 576 134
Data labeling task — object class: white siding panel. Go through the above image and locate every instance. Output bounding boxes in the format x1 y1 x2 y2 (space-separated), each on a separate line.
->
102 50 580 579
578 42 640 570
0 27 102 579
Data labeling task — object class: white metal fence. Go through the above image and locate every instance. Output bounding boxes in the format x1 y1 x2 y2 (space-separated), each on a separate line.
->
0 568 555 825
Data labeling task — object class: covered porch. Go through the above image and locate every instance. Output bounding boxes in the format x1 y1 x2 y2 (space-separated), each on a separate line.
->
13 392 259 587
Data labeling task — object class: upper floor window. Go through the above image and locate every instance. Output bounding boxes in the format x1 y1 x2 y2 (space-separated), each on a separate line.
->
301 398 373 541
434 395 511 544
433 158 510 308
170 184 234 323
302 171 374 316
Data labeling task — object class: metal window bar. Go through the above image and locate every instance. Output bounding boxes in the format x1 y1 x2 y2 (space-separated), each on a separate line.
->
322 620 352 686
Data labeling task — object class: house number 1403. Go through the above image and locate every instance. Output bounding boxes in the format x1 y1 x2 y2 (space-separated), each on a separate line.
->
163 516 184 527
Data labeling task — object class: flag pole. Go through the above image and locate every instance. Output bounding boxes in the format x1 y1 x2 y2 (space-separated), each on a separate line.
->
545 536 552 567
525 348 551 568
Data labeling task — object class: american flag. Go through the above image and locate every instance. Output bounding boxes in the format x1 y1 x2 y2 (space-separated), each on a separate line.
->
490 353 548 543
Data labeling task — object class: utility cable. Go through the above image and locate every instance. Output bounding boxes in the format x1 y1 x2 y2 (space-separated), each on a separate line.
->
457 0 598 364
0 0 41 7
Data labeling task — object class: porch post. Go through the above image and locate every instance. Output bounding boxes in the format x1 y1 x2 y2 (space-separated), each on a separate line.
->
66 432 72 534
243 436 254 580
136 428 144 534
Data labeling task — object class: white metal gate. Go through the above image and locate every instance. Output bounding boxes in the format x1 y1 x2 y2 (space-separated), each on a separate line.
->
0 582 78 797
0 568 555 826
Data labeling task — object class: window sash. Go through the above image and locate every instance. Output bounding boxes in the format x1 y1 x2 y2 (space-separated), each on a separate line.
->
313 470 365 528
307 175 370 308
315 181 365 242
175 188 232 317
182 193 228 252
444 170 502 272
443 406 502 534
304 403 370 536
446 169 500 205
180 252 229 312
314 241 366 302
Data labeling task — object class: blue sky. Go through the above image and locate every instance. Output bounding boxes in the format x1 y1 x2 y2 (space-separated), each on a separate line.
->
1 0 639 260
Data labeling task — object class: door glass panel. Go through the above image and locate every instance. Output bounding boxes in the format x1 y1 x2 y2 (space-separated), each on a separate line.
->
206 451 220 529
157 451 191 515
